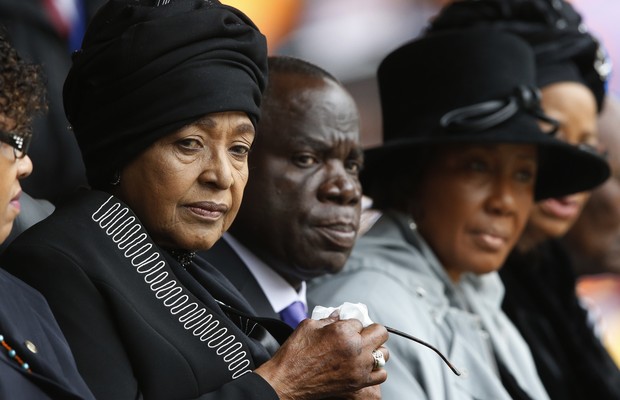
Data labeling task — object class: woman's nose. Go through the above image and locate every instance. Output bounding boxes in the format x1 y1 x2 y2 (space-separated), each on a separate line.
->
199 150 235 190
16 154 33 179
485 177 520 215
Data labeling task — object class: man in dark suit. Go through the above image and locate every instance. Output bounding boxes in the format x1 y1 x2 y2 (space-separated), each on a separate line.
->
201 55 363 327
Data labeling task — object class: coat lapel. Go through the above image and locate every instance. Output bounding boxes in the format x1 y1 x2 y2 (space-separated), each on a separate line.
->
200 239 279 319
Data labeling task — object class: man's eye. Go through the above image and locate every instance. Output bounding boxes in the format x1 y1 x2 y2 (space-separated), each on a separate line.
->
293 154 318 167
345 160 362 174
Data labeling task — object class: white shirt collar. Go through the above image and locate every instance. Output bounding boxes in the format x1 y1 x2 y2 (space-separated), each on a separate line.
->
223 233 307 313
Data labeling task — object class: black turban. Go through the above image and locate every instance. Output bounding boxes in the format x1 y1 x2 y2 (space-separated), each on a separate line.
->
64 0 268 188
427 0 611 112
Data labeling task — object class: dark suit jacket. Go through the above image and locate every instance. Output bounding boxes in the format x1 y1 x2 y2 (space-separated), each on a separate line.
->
0 268 94 399
200 238 280 320
1 190 279 400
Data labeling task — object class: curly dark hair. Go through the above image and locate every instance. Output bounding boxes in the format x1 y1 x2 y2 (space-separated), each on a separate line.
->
0 29 46 136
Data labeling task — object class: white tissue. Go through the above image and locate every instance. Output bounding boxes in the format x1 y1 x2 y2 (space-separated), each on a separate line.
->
311 302 375 327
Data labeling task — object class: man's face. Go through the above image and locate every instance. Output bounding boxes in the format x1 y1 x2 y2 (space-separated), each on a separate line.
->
230 74 363 286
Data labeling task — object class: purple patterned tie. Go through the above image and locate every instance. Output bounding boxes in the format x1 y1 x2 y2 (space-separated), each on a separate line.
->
279 301 307 328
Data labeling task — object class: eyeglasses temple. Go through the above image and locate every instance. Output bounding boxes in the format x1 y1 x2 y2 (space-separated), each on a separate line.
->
385 325 461 376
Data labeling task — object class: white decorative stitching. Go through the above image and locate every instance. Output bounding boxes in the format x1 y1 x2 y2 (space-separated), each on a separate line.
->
92 196 252 378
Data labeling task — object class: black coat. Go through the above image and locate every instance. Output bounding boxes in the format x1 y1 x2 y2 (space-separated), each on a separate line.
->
501 239 620 400
1 190 280 400
200 238 280 320
0 268 94 399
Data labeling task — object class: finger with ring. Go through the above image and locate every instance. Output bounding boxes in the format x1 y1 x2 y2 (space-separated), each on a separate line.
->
372 349 386 370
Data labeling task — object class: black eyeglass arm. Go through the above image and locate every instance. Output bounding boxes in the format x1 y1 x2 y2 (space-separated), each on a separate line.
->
385 325 462 376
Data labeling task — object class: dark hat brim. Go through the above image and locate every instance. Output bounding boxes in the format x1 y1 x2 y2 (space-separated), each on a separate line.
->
361 125 610 201
367 29 610 201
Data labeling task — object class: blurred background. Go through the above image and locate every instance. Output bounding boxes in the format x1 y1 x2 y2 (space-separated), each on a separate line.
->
226 0 619 148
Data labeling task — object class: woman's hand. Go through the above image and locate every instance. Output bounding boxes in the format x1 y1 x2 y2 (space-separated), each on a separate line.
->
254 312 389 400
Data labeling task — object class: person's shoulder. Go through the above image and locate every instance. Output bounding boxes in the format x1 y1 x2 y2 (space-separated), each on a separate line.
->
1 208 72 262
0 268 64 342
11 189 105 243
0 268 48 305
0 191 111 282
308 254 439 323
352 212 430 269
344 235 440 293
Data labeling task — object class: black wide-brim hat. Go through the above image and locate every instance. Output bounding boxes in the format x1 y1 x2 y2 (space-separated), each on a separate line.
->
363 30 609 200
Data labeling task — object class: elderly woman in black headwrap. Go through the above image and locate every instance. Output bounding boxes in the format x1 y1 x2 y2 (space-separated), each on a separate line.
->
0 1 389 399
428 1 620 399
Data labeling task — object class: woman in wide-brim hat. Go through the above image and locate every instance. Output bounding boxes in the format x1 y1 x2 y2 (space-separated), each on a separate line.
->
308 28 609 400
427 1 620 399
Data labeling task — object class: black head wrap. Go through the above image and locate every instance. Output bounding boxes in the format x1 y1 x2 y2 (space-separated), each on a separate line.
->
427 0 611 111
64 0 268 188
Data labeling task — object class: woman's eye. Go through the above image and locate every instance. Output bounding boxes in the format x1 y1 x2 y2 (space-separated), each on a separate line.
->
293 154 318 167
230 144 250 156
515 169 535 183
467 160 488 172
177 138 202 150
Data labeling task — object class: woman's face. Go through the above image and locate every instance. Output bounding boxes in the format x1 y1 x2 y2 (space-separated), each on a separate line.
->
562 96 620 275
0 116 33 243
525 82 598 244
413 144 537 282
115 112 255 250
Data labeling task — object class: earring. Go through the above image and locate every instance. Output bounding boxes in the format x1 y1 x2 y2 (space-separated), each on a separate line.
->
110 170 121 186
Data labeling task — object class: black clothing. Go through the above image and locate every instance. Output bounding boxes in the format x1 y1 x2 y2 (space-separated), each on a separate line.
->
1 190 281 400
501 239 620 400
0 269 94 399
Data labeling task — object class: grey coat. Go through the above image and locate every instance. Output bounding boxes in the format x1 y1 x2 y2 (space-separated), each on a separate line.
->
308 212 550 400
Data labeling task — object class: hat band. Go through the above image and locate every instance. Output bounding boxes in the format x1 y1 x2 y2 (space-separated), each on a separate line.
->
440 85 559 135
